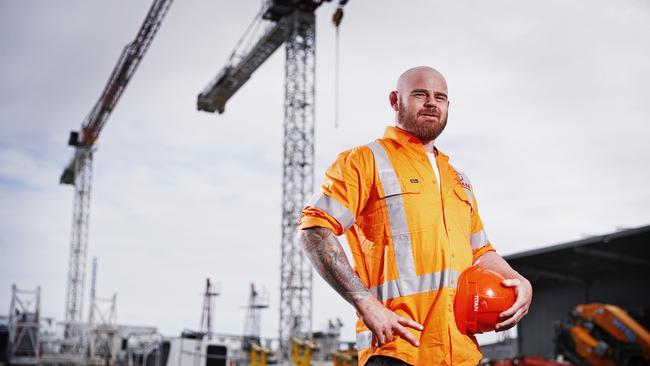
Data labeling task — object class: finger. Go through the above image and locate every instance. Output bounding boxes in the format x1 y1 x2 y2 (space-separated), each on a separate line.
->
499 298 525 318
393 324 420 347
396 316 424 331
383 328 394 343
501 278 520 288
496 313 519 331
374 332 385 346
496 321 516 332
496 308 525 330
499 286 528 318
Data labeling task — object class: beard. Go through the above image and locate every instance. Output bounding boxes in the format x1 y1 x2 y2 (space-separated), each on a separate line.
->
398 99 447 143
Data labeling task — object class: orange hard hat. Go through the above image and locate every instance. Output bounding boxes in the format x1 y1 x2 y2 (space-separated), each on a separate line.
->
454 266 516 334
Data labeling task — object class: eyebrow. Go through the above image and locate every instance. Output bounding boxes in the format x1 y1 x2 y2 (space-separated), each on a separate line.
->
411 88 448 99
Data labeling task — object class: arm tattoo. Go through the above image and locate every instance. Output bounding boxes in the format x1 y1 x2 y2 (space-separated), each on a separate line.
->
299 227 371 307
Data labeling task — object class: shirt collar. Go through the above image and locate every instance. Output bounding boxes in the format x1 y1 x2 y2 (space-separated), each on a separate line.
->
383 125 449 162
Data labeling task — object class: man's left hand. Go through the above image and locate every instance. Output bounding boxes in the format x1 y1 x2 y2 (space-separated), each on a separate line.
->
496 278 532 331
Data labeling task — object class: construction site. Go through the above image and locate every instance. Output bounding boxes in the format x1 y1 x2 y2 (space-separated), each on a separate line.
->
1 1 649 366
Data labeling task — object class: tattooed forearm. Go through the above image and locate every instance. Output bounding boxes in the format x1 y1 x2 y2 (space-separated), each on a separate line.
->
298 227 371 308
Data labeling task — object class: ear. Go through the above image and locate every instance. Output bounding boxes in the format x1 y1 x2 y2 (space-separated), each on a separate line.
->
389 91 399 111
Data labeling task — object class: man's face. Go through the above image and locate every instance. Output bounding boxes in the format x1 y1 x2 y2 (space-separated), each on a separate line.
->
393 69 449 143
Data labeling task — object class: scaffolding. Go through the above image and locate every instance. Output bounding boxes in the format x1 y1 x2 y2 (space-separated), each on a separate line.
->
7 284 41 365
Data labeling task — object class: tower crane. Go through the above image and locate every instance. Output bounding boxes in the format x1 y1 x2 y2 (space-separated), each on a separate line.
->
243 283 270 351
59 0 173 348
199 278 221 339
197 0 349 359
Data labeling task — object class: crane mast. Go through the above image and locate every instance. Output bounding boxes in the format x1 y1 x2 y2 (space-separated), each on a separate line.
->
197 0 328 359
243 283 270 351
280 8 315 354
63 147 93 328
59 0 173 346
199 278 220 338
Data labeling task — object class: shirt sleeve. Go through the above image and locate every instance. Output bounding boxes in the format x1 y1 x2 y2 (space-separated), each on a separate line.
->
463 173 497 262
299 147 373 236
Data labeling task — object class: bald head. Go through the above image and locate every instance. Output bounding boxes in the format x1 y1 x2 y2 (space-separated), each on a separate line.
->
389 66 450 144
396 66 448 94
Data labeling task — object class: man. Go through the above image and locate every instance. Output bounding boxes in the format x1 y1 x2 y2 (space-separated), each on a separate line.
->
298 66 532 366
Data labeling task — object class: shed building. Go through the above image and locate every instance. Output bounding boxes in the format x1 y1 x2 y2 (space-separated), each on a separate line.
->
505 225 650 358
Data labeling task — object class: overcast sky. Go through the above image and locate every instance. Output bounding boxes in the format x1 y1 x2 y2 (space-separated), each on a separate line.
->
1 0 649 345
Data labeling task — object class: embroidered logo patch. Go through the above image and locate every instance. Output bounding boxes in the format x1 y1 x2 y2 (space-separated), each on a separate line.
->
457 175 471 191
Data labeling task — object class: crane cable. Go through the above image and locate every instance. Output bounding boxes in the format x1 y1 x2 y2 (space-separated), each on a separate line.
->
228 5 264 65
332 6 344 129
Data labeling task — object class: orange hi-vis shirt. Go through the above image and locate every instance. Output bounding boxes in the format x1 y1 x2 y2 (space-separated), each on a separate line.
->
299 126 496 366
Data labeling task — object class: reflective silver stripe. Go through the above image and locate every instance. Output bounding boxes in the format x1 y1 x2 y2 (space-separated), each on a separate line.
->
309 193 355 231
366 142 417 280
356 330 373 350
365 142 459 303
457 170 475 210
470 229 489 249
369 269 460 302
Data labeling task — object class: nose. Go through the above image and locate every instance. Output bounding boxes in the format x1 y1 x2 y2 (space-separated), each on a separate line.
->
423 96 436 110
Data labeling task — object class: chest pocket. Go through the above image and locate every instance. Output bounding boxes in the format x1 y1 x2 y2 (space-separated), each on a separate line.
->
378 170 428 228
361 175 422 238
380 175 423 198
